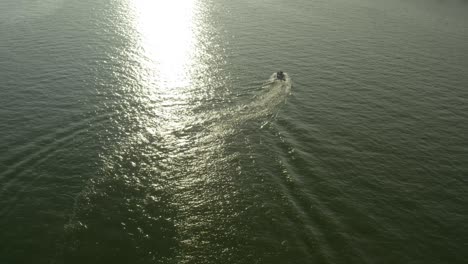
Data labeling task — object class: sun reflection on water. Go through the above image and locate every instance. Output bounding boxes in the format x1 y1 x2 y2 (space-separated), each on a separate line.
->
66 1 292 261
131 0 198 90
124 0 206 137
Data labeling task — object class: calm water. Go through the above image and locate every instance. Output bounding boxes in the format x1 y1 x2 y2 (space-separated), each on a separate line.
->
1 0 467 263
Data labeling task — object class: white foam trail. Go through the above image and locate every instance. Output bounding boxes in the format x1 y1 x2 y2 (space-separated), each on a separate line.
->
202 72 292 138
240 72 292 120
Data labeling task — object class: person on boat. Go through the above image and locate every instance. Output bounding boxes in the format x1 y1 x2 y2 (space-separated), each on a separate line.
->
277 71 285 80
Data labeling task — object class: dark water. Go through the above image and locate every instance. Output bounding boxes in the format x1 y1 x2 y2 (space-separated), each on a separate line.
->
1 0 467 263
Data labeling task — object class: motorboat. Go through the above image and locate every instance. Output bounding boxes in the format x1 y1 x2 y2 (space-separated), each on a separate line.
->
276 71 285 81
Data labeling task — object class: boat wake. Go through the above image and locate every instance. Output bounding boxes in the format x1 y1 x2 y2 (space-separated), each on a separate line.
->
191 72 292 139
59 72 292 262
237 72 292 123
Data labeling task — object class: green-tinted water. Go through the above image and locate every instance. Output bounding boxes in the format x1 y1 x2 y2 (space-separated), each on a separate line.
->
1 0 467 263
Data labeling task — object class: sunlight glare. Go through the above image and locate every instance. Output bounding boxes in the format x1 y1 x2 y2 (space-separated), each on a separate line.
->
131 0 198 89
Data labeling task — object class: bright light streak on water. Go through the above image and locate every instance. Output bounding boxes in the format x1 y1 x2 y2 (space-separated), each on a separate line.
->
56 1 290 262
131 0 197 89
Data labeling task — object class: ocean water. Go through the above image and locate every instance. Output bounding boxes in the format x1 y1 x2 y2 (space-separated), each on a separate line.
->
1 0 467 263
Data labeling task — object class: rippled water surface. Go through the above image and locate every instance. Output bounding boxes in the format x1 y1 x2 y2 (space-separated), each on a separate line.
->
1 0 467 263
